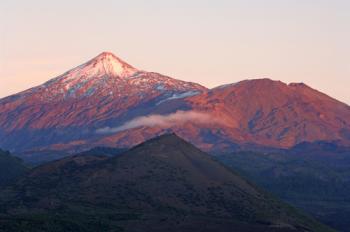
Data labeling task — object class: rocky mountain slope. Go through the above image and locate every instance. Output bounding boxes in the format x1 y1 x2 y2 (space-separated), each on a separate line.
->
0 52 349 155
0 52 206 152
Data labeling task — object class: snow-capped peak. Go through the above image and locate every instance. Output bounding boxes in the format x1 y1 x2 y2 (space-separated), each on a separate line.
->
20 52 206 101
55 52 140 82
86 52 139 78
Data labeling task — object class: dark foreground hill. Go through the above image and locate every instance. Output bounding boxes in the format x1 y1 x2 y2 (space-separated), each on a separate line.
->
0 149 28 187
217 146 350 231
0 134 332 232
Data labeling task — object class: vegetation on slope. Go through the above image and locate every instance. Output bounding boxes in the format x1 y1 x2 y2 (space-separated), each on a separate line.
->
0 135 332 232
217 150 350 231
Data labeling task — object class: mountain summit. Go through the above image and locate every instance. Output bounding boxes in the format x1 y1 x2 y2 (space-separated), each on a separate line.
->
0 52 204 102
75 51 139 78
24 52 141 100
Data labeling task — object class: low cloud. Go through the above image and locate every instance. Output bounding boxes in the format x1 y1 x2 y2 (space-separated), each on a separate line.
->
96 110 216 134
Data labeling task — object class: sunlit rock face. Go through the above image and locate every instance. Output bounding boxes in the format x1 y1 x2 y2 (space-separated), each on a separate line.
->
0 52 349 154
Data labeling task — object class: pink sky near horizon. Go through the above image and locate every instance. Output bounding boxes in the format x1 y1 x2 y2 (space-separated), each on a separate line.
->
1 0 349 104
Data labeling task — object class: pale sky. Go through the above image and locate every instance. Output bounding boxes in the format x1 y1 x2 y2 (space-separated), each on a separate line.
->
1 0 349 104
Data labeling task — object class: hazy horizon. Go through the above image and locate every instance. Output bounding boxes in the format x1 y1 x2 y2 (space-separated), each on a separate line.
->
1 0 349 104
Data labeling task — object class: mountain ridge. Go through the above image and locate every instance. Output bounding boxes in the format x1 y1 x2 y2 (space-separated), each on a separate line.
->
0 52 349 155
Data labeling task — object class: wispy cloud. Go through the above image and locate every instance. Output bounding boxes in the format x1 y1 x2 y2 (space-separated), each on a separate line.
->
96 110 217 134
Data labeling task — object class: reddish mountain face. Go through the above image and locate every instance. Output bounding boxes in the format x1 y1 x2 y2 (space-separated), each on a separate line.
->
92 79 350 152
0 52 206 151
0 52 205 130
0 52 349 154
186 79 350 148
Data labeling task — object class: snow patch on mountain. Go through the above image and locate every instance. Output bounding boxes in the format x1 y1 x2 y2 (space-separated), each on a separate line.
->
213 82 240 90
156 84 166 91
157 91 200 105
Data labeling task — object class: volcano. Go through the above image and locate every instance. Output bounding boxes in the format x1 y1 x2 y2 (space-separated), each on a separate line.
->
0 52 349 155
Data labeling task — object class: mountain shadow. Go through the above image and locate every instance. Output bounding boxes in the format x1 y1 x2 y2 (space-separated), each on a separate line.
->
0 134 333 232
216 148 350 232
0 149 28 187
